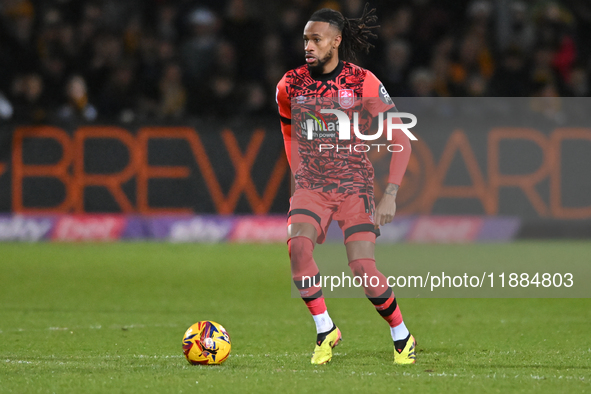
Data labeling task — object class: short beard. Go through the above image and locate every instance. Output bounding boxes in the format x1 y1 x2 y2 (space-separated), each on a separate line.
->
308 48 334 76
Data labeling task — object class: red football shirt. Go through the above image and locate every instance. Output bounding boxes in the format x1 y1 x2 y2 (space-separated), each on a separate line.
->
276 61 411 194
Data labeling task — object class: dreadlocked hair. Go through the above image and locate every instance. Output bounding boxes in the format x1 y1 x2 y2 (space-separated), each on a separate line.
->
308 3 379 62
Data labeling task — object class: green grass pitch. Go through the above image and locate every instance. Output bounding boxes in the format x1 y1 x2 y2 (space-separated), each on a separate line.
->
0 242 590 393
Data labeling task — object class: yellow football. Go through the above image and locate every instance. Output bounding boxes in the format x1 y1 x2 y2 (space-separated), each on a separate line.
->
182 321 231 365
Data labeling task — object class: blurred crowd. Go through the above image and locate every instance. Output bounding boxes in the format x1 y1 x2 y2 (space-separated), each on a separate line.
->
1 0 590 123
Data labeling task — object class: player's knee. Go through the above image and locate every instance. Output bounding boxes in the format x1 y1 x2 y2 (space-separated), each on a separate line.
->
348 258 377 277
289 236 314 261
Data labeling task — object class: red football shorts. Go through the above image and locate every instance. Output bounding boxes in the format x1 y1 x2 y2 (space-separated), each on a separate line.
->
287 188 380 244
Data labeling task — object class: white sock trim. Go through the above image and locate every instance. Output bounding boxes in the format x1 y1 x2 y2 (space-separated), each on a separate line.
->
312 310 334 334
391 321 410 341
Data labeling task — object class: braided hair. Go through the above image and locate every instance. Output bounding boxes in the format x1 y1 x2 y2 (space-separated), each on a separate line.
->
308 3 379 62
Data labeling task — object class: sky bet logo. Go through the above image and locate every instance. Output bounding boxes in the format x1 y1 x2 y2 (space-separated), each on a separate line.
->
302 109 418 152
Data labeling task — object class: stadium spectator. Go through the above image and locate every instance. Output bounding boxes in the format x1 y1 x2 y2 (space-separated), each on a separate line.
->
181 8 221 91
223 0 264 81
57 75 97 122
97 63 138 122
430 36 454 97
410 68 436 97
487 48 529 96
567 65 589 97
11 73 48 122
156 4 179 42
501 1 535 53
377 40 412 97
158 62 187 120
0 91 13 120
86 33 125 99
202 73 239 118
448 32 495 96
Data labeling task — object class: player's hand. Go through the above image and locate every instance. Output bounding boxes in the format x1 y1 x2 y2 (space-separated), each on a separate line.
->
374 194 397 229
373 183 399 229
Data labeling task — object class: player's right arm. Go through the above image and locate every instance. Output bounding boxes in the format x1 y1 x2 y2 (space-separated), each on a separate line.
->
276 74 300 174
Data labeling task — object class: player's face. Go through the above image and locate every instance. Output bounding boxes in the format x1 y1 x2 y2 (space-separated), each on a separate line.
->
303 21 341 73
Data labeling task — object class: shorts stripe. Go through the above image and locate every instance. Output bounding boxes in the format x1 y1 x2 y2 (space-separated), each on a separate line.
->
344 223 380 239
288 209 321 226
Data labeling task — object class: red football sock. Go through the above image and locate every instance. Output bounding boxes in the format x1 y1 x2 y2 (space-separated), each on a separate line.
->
288 236 326 315
349 258 403 327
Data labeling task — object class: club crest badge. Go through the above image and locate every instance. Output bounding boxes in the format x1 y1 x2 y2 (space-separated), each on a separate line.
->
338 89 355 109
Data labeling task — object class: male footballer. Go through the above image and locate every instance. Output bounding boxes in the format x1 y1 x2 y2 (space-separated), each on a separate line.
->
276 5 415 364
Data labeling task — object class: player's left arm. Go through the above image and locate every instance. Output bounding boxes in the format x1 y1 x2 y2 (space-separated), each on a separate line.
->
376 118 412 228
361 71 412 228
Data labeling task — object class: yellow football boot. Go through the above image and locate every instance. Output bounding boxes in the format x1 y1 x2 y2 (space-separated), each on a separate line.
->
394 334 416 364
310 326 342 365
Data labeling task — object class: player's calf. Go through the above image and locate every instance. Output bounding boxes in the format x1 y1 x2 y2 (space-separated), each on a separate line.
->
349 258 416 364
